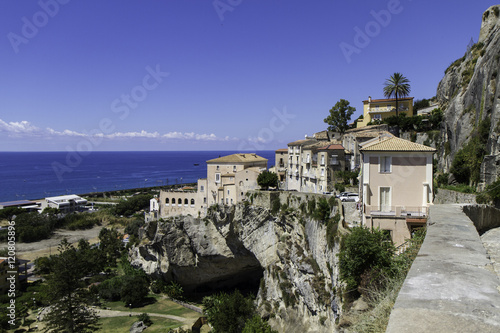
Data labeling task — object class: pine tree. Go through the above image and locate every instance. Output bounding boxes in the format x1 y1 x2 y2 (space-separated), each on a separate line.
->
43 239 100 333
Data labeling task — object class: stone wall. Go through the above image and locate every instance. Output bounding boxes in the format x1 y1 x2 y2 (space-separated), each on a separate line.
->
462 204 500 234
343 201 361 227
433 188 477 204
246 190 333 211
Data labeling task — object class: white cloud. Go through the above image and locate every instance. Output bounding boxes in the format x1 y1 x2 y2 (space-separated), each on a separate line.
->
0 118 235 142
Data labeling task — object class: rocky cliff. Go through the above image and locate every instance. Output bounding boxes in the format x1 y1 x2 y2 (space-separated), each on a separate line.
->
436 5 500 189
129 202 341 332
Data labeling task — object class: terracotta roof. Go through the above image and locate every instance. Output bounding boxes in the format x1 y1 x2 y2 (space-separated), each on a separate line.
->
318 144 345 151
362 97 414 103
360 137 436 152
206 153 267 164
275 148 288 152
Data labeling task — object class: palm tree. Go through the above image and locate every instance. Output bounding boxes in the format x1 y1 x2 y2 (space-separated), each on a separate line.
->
383 73 411 119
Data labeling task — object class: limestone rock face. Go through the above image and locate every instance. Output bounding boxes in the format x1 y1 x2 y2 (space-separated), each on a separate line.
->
129 204 341 332
435 5 500 188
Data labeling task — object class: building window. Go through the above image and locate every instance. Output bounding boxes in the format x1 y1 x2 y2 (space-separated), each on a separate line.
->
215 173 221 183
321 155 325 165
233 165 236 172
380 187 391 212
184 198 188 206
227 190 230 195
373 114 382 120
380 156 391 173
204 197 207 204
321 168 325 176
165 198 169 205
226 198 229 204
216 165 220 170
178 198 182 205
200 185 204 191
231 199 233 204
239 181 244 186
191 199 195 206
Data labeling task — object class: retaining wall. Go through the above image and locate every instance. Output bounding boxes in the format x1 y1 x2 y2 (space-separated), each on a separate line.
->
433 188 477 204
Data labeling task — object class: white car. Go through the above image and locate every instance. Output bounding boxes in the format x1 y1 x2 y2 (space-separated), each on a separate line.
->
339 193 359 202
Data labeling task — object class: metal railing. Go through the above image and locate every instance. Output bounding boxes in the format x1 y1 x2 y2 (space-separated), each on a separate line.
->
365 205 428 217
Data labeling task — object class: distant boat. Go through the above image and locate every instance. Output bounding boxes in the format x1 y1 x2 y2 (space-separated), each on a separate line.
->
193 163 199 166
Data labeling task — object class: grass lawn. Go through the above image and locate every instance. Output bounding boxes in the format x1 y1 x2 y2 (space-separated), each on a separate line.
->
102 294 200 320
98 316 184 332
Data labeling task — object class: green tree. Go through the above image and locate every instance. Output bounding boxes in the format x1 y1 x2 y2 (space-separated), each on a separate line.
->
43 239 100 333
383 73 411 120
338 227 395 292
203 290 255 333
121 275 150 308
243 315 278 333
98 227 122 267
323 99 356 135
257 171 278 190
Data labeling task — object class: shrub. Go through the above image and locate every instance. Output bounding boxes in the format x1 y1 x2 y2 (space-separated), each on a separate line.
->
203 290 255 333
137 313 153 326
335 183 345 193
271 197 281 215
314 198 331 221
257 171 278 190
338 227 395 293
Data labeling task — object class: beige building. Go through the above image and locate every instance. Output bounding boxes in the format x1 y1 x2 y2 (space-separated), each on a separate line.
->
158 153 267 218
357 96 414 128
286 136 347 193
360 136 435 247
275 148 288 187
342 124 394 170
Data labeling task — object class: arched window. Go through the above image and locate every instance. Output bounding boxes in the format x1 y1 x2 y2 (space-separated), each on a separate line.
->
184 198 188 205
190 199 195 205
178 198 182 205
165 198 169 205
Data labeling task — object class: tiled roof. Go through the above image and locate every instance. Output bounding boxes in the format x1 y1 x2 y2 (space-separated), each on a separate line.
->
206 153 267 164
362 97 414 103
275 148 288 152
318 144 345 150
360 137 436 152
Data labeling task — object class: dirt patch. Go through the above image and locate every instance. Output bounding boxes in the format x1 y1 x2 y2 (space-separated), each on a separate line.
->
0 224 123 261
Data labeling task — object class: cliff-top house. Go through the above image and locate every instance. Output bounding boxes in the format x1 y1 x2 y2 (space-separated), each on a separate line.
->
356 96 414 128
157 153 267 219
360 136 435 247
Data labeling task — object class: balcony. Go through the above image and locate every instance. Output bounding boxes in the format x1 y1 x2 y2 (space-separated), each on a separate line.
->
364 205 428 218
368 106 409 113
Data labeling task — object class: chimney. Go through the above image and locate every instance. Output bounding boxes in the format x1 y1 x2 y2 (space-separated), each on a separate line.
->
368 96 372 102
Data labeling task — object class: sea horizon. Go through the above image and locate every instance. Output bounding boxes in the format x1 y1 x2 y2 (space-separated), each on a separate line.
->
0 150 275 203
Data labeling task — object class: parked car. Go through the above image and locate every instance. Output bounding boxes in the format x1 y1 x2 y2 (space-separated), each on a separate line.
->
339 193 359 202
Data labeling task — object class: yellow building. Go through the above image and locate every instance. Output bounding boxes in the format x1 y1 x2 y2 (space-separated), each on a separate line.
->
357 96 414 127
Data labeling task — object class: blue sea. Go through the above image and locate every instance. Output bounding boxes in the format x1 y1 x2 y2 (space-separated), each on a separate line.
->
0 151 275 202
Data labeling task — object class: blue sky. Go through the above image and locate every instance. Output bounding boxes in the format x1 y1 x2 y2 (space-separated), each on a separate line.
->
0 0 497 151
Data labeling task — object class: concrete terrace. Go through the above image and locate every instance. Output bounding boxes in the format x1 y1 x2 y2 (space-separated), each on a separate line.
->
386 204 500 333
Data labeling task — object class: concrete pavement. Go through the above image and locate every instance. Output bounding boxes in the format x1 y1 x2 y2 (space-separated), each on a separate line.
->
386 204 500 333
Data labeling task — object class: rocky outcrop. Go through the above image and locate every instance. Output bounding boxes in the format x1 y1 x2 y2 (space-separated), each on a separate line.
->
130 203 340 332
435 5 500 189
